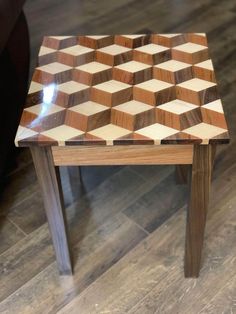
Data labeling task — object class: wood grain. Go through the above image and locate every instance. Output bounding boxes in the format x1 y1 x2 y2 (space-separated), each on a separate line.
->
113 61 152 84
42 36 77 50
0 217 26 254
1 0 235 312
175 165 190 184
172 42 209 64
127 160 236 313
176 78 218 106
0 212 147 314
78 35 113 49
65 102 111 132
91 80 132 107
114 34 150 48
96 45 132 66
73 61 112 86
56 209 186 314
57 45 94 67
30 147 72 275
133 44 171 65
185 144 212 277
52 145 193 166
15 32 229 147
156 101 202 130
0 224 54 302
0 167 147 303
133 79 176 106
153 60 193 84
123 169 188 232
111 101 155 131
152 33 185 48
193 60 216 83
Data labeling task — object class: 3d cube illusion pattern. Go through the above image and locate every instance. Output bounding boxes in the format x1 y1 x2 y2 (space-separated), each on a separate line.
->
15 34 229 146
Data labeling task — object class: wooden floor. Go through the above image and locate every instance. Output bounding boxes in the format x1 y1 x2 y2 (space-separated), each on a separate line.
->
0 0 236 313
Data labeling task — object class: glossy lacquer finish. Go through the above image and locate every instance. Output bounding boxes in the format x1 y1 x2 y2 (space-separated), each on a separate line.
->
15 34 229 147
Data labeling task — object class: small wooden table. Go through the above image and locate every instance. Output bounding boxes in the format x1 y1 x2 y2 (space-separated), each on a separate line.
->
15 33 229 277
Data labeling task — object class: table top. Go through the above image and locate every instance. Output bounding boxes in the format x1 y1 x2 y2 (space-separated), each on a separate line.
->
15 33 229 147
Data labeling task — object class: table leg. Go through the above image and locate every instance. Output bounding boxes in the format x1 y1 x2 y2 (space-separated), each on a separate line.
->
211 144 217 169
30 147 72 275
175 165 190 184
184 144 212 277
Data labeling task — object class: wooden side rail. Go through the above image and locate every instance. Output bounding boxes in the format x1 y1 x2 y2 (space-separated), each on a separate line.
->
52 145 194 166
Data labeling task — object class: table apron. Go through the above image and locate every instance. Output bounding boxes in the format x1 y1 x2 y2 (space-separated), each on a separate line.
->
52 145 194 166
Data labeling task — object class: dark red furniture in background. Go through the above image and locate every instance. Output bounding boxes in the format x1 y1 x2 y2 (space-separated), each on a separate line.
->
0 0 30 185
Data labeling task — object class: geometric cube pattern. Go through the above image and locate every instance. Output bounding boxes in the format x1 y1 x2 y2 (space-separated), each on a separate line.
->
15 33 229 146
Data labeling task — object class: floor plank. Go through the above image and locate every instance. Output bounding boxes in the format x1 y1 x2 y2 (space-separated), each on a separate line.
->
57 208 186 314
57 162 236 313
128 161 236 313
0 216 25 254
123 171 188 232
0 212 146 314
199 274 236 313
0 165 170 302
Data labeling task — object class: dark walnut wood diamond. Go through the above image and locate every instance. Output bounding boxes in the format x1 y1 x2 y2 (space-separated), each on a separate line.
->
15 33 229 147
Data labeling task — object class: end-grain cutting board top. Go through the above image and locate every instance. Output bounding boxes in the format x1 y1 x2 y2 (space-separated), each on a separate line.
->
15 34 229 146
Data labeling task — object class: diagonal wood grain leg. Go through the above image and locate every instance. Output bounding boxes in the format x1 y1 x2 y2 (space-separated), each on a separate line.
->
30 147 72 275
211 144 217 170
175 165 190 184
184 144 212 278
